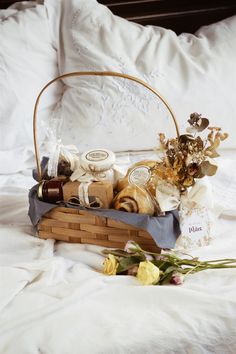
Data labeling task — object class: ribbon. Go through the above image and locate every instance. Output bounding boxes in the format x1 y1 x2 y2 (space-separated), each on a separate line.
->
180 177 213 209
69 165 114 208
47 142 79 177
78 182 91 206
69 158 128 209
155 181 180 212
156 177 213 212
66 182 104 208
70 164 109 183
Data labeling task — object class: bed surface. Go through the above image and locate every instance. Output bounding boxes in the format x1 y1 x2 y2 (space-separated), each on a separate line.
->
1 222 236 354
0 151 236 353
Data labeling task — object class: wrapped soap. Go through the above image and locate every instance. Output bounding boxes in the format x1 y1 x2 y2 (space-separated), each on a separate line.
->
63 180 113 209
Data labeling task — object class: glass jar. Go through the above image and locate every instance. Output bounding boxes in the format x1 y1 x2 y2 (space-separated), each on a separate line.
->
37 180 64 203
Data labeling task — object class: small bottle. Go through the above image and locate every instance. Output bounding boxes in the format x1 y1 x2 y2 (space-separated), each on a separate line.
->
37 180 64 204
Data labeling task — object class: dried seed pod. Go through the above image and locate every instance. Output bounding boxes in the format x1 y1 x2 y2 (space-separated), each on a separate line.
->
219 132 229 141
183 176 194 187
187 113 209 133
200 160 218 176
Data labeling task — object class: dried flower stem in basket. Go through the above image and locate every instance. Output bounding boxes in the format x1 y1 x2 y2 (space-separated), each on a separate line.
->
156 113 228 192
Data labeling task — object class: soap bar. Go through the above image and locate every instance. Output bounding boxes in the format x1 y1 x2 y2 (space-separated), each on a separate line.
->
63 180 113 209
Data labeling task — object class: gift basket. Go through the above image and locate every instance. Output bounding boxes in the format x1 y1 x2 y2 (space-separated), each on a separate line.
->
29 71 227 251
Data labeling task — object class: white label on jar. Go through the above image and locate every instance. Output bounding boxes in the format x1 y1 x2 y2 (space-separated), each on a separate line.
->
128 166 151 185
85 150 109 162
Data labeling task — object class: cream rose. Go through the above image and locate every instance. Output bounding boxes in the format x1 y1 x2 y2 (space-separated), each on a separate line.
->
137 261 160 285
103 254 119 275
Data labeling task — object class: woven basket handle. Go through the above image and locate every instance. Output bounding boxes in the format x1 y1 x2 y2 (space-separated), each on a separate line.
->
33 71 180 181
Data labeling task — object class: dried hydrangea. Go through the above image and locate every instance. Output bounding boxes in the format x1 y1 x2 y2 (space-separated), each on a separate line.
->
156 113 228 191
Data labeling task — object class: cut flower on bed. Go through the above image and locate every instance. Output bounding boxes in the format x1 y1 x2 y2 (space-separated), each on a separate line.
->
102 241 236 286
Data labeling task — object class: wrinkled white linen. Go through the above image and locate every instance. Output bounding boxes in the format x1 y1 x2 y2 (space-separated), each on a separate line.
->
0 199 236 353
1 1 236 351
211 154 236 216
0 151 236 353
0 2 61 174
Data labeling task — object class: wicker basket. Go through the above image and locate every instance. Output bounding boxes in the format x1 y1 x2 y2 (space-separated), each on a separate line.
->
33 71 179 252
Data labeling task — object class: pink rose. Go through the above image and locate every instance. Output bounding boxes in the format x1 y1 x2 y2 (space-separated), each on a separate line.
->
170 272 185 285
127 265 139 276
145 254 153 261
124 240 141 253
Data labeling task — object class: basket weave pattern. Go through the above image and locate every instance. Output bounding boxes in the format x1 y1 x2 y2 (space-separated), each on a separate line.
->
38 207 161 252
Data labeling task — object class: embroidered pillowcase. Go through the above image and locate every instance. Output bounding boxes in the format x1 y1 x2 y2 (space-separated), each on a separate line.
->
0 3 61 173
45 0 236 151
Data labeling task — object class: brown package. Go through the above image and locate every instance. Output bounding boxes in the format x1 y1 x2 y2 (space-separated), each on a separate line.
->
62 181 113 209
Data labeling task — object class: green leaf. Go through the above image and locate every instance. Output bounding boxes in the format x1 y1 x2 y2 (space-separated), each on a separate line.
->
129 241 143 252
159 272 174 285
152 260 174 271
102 249 132 258
165 266 179 274
117 256 144 273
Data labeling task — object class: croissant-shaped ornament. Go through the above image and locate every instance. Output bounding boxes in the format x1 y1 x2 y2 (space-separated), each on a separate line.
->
113 184 160 216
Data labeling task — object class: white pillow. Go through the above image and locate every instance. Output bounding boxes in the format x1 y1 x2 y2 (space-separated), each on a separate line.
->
0 3 61 174
45 0 236 152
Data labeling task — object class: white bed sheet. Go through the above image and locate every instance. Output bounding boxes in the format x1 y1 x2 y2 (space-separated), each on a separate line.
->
0 151 236 354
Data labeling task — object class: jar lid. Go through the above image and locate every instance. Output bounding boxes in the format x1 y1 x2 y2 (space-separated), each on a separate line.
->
80 149 116 172
128 165 151 185
37 181 45 200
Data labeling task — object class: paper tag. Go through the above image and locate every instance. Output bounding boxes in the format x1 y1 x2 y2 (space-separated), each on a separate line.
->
176 206 213 249
81 149 115 172
128 166 151 185
85 150 109 162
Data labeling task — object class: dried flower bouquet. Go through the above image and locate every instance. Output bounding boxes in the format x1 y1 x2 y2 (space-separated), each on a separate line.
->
114 113 228 217
156 112 228 192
